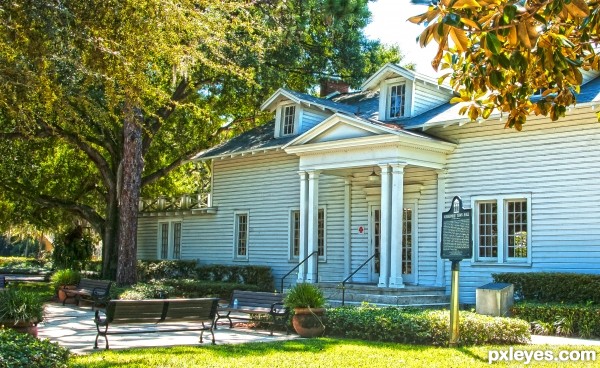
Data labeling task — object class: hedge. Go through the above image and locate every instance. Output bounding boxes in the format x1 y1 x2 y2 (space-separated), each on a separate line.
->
0 257 51 275
115 279 263 300
325 305 530 346
136 261 274 290
492 272 600 304
0 328 69 368
197 265 274 290
511 302 600 338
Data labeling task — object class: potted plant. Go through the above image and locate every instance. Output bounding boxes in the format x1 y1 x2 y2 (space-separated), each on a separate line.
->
0 289 44 337
284 283 326 337
50 269 81 303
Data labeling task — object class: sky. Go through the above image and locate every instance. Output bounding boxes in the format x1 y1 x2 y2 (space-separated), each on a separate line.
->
364 0 438 75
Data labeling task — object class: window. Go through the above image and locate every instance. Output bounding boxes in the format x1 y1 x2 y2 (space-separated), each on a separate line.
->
389 84 406 118
289 208 325 259
158 221 182 260
282 105 296 136
234 212 249 259
473 195 531 264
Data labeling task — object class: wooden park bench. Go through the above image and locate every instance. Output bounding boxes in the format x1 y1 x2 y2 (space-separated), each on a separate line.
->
93 298 219 350
215 290 289 335
0 275 5 291
60 278 112 310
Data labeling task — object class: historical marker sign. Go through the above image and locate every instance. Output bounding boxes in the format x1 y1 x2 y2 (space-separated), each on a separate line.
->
441 196 472 261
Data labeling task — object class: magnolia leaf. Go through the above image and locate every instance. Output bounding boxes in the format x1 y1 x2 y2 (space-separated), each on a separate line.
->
449 28 469 52
485 33 501 55
508 26 518 47
450 96 466 104
460 17 481 30
453 0 481 9
459 105 469 115
482 107 492 119
517 22 531 49
565 0 590 18
408 12 429 24
468 105 480 121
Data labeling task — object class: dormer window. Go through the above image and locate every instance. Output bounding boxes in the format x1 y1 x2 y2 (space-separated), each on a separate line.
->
389 84 406 118
282 105 296 136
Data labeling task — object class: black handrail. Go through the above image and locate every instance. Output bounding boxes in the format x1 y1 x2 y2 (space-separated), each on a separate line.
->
279 251 319 293
340 252 378 306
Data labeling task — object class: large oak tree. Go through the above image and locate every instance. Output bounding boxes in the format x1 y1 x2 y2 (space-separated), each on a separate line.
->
0 0 401 284
409 0 600 130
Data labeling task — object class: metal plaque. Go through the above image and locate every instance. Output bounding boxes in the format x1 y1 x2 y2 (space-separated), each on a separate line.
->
441 196 472 261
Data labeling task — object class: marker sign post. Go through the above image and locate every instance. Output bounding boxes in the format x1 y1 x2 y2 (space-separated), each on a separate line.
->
441 196 472 348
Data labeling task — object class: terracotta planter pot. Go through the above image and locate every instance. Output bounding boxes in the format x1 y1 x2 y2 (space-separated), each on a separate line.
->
292 307 325 338
1 321 39 337
58 285 76 303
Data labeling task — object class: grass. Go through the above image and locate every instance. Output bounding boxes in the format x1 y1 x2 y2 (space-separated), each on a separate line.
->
69 338 600 368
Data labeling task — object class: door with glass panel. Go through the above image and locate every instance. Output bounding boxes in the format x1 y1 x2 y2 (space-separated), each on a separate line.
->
401 204 416 284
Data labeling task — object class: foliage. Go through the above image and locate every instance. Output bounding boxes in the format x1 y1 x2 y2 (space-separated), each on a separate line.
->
284 283 326 309
0 0 401 284
115 280 263 301
196 264 274 290
0 328 69 368
325 305 530 346
9 283 54 304
0 289 45 324
0 257 51 275
0 236 41 257
51 226 94 271
512 302 600 338
136 260 199 282
70 339 599 368
409 0 600 130
50 269 81 291
492 272 600 304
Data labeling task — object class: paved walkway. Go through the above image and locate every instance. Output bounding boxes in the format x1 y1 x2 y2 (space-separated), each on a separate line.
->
38 302 297 355
531 335 600 346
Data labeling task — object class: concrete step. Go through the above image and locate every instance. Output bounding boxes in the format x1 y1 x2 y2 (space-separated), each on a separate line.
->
327 292 450 306
317 282 447 296
326 300 450 309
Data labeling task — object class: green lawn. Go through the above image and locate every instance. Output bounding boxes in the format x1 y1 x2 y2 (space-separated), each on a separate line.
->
70 338 600 368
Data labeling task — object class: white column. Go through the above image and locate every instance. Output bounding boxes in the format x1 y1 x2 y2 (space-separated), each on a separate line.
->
389 163 406 288
378 164 391 287
306 170 320 283
343 177 352 278
297 171 308 283
435 169 448 287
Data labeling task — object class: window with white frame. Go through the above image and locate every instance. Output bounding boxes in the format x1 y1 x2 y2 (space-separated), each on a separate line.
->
289 208 325 259
158 221 182 260
234 212 249 259
473 195 531 263
281 105 296 136
388 83 406 119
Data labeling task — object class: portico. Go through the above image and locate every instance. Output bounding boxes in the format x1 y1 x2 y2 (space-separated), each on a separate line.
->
284 114 455 288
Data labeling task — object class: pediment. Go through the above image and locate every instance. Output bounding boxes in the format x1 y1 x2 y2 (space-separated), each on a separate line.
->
283 113 393 148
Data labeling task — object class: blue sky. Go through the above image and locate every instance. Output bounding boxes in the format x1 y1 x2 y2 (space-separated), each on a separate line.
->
365 0 438 75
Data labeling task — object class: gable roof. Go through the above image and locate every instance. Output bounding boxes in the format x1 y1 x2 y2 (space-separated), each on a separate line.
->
260 88 358 115
361 63 453 92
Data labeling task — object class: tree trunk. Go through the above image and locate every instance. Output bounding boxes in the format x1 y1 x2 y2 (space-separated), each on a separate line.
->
102 191 119 280
116 104 144 285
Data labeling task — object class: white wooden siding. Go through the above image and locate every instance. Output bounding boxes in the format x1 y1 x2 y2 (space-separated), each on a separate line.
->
429 108 600 303
412 81 451 116
300 107 331 133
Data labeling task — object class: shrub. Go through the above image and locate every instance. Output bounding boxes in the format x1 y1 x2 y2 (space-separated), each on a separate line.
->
137 260 199 282
115 280 263 300
511 302 600 338
52 227 94 271
325 305 530 346
0 257 51 275
492 272 600 304
196 265 274 290
0 289 45 324
0 328 69 368
50 269 81 291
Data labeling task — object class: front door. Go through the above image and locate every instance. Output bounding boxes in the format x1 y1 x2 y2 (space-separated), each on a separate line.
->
402 203 416 284
370 203 417 284
369 205 381 283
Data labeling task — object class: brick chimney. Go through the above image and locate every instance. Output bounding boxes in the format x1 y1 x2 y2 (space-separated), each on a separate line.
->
320 78 350 97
